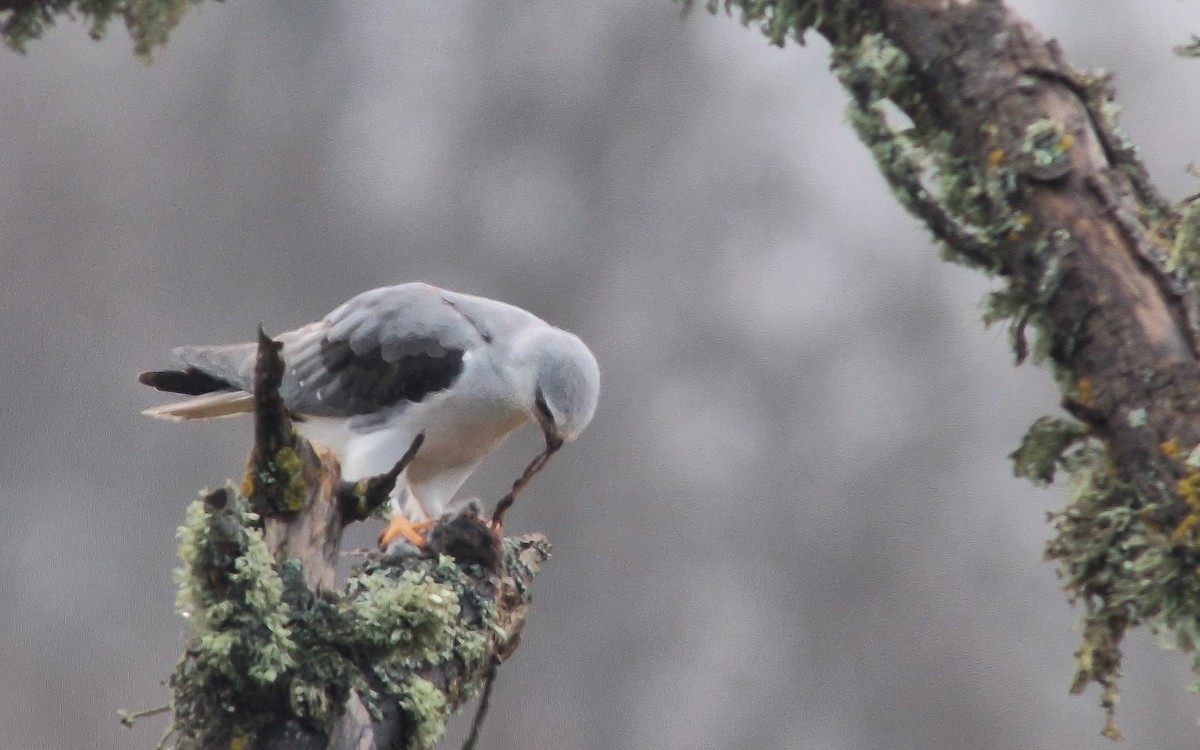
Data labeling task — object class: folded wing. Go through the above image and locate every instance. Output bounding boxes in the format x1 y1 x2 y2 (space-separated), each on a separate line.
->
140 283 481 420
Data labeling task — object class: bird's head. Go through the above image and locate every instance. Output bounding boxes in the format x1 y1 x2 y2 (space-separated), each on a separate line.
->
516 327 600 448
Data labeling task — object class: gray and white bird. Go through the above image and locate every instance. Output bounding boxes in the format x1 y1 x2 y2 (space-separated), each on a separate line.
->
139 282 600 547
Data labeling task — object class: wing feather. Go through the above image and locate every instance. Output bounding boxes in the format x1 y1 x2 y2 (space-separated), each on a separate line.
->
278 284 476 416
142 283 481 419
142 391 255 421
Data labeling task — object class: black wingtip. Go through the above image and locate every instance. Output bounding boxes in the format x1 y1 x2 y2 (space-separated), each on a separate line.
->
138 367 237 396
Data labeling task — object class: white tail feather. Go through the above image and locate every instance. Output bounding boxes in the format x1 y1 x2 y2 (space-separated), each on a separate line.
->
142 391 256 421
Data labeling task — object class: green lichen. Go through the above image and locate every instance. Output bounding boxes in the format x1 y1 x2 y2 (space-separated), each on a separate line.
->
697 0 843 47
350 553 496 673
689 0 1200 738
173 494 297 683
835 38 1005 276
335 553 499 740
1045 443 1200 737
842 32 909 99
399 676 450 750
705 0 1051 288
344 478 395 521
273 446 309 512
167 489 519 749
699 0 1104 382
1021 118 1073 174
1169 197 1200 285
1172 466 1200 544
243 439 311 516
982 231 1071 368
700 0 1200 735
1175 34 1200 59
171 490 299 748
341 565 464 664
1044 445 1139 738
505 536 554 599
1010 416 1087 486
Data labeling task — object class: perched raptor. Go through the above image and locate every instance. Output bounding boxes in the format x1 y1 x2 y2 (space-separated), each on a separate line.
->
139 282 601 548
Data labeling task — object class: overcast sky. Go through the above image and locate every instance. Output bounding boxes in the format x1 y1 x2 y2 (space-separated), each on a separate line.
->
4 2 1200 749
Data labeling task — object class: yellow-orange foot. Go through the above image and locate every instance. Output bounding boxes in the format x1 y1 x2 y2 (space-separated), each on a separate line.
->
379 516 434 549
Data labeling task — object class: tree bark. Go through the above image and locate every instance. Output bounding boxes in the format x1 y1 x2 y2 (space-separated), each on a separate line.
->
711 0 1200 737
860 0 1200 503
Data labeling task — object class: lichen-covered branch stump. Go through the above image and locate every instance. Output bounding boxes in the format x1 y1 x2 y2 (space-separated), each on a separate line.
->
160 333 551 750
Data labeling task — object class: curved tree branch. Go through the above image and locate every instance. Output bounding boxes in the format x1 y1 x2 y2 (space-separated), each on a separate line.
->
706 0 1200 737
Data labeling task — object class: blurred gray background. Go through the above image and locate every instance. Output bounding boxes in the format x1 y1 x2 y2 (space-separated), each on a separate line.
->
3 2 1200 748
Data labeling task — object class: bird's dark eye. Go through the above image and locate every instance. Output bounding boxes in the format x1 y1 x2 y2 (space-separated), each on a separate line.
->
534 389 554 425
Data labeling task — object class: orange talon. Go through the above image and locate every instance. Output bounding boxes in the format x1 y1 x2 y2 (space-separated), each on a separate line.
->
379 515 434 549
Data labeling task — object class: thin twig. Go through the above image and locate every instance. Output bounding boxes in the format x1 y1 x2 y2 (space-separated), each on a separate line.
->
118 703 172 728
155 719 177 750
460 665 499 750
339 433 426 521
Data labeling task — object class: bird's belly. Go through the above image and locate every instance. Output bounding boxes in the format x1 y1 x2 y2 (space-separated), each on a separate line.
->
297 394 529 486
293 416 359 456
407 402 528 477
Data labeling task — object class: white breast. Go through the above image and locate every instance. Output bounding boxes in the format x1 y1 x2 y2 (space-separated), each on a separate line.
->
295 350 532 519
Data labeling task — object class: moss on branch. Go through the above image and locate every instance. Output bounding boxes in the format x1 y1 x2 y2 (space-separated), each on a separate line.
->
1044 442 1200 740
166 485 548 750
0 0 214 58
698 0 1200 735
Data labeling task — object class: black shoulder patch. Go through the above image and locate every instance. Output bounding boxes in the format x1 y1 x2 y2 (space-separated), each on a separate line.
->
314 339 465 415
